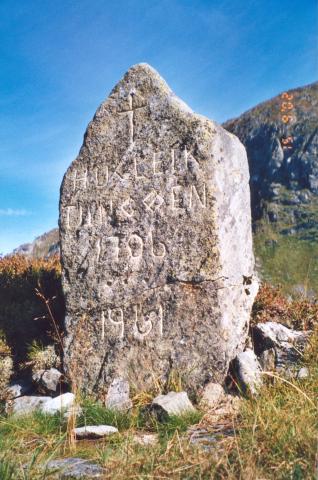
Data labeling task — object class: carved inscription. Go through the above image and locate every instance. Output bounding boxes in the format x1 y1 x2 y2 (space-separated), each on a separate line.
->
63 201 113 229
120 198 136 218
171 184 206 210
101 308 124 340
127 234 143 260
73 168 87 190
189 184 206 208
143 190 165 212
95 166 109 188
101 303 163 340
63 183 207 230
95 232 166 262
67 147 202 193
148 232 166 258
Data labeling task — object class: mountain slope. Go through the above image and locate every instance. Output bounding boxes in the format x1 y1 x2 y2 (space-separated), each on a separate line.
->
223 82 318 295
223 81 318 238
12 228 60 258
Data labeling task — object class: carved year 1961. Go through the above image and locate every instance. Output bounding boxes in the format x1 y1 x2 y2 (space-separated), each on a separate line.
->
101 302 163 341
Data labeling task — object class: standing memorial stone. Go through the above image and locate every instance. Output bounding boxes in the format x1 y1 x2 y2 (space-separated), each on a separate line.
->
59 64 258 394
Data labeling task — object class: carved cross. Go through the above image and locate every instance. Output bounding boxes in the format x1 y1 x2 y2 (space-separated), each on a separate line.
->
118 93 146 145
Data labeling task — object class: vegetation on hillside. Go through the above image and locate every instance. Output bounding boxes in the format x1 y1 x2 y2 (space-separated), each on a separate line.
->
0 255 64 368
254 220 318 297
252 281 318 330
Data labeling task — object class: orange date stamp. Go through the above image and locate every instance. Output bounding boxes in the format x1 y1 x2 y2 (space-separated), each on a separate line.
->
280 92 295 150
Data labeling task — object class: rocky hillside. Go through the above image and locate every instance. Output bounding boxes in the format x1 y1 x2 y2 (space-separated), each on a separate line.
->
223 81 318 295
12 228 59 258
223 81 318 239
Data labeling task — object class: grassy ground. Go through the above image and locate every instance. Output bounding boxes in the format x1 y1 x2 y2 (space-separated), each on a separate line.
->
0 329 317 479
0 249 317 478
254 222 318 297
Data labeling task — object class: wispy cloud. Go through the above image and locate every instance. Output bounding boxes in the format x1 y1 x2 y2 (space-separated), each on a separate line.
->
0 208 32 217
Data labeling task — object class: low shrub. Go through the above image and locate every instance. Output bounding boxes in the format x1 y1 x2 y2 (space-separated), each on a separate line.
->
27 342 61 371
0 254 64 366
252 283 318 330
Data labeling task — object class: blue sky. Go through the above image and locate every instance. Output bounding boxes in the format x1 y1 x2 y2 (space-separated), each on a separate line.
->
0 0 317 254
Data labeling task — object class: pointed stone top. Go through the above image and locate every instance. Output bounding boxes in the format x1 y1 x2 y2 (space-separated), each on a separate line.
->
106 62 193 119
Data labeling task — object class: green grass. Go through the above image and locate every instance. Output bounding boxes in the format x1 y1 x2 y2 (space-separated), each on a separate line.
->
156 410 203 439
79 398 137 431
225 332 318 479
0 459 16 480
0 340 317 479
254 226 318 297
0 399 205 479
253 188 318 297
227 380 318 479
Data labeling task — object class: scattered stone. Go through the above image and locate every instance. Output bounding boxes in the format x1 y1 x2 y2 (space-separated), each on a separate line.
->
258 347 276 372
252 322 310 353
73 425 118 439
41 392 75 415
11 395 52 416
297 367 309 379
188 394 239 451
7 379 32 399
234 349 262 395
32 368 63 394
46 457 104 479
152 391 195 418
63 404 83 419
188 428 218 451
105 377 132 411
252 322 311 376
60 63 258 395
132 432 158 446
212 394 241 416
199 382 225 409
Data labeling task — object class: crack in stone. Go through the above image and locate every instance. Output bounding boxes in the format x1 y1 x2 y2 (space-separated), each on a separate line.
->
166 275 229 285
70 276 244 316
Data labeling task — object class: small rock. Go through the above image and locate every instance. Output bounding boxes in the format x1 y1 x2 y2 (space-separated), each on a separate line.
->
297 367 309 379
73 425 118 439
252 322 310 354
41 392 75 415
212 394 241 416
199 382 225 409
63 404 83 419
46 457 104 479
7 379 32 399
234 349 262 395
152 391 195 418
252 322 311 376
105 377 132 411
33 368 63 394
11 395 52 416
188 394 239 451
258 348 276 371
188 428 218 451
132 432 158 446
